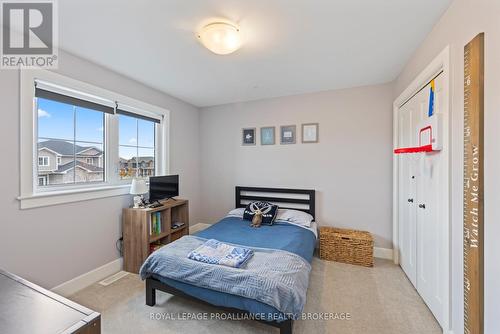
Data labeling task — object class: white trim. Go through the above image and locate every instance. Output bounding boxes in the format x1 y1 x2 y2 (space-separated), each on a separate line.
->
51 257 123 297
190 223 211 234
159 117 170 175
392 46 450 331
20 69 171 208
374 247 393 260
17 184 130 209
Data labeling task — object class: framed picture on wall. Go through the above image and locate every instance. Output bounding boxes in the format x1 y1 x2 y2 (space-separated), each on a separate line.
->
280 125 296 144
260 126 275 145
242 128 256 145
302 123 319 143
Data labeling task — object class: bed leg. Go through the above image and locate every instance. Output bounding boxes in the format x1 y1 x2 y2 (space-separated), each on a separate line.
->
145 279 156 306
280 319 293 334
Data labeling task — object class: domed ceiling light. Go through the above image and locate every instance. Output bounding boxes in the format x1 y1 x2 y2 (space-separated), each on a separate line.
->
197 21 242 55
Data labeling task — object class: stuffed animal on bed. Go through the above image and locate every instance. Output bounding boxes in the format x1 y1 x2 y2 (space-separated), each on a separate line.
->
243 201 279 227
250 209 263 228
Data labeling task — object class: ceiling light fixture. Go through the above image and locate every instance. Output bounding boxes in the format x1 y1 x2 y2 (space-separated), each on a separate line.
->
197 22 242 55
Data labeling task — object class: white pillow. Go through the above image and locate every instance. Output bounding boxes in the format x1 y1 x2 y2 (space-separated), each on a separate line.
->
275 209 314 227
227 207 245 218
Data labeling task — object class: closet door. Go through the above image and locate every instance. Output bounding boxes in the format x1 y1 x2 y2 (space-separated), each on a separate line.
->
398 99 417 287
397 73 445 327
415 75 444 326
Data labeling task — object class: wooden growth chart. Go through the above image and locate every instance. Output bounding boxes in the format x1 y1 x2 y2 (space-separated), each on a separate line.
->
463 32 484 334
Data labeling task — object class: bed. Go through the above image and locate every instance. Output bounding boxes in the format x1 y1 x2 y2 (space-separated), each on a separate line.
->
141 186 316 334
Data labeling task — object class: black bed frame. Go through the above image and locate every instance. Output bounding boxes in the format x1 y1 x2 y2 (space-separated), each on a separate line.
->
145 186 316 334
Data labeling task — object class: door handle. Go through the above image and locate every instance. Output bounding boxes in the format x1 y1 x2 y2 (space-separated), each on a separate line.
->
418 204 426 209
407 198 414 203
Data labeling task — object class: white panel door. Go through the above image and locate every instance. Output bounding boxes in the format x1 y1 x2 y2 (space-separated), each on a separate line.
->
415 75 444 326
397 73 445 328
398 101 417 287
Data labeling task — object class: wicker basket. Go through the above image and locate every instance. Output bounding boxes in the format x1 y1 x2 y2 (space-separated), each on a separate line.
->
319 227 374 267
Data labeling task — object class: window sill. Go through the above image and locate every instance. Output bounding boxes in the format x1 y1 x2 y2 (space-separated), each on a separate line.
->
17 184 131 209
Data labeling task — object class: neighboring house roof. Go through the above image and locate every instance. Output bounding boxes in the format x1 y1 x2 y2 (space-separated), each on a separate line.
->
128 156 154 162
77 147 102 156
38 147 60 156
56 160 103 173
38 140 102 156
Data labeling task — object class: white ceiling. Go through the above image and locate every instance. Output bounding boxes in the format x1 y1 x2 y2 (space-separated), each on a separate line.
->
59 0 452 107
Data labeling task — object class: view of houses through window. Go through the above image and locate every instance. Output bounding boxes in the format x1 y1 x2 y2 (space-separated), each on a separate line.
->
118 114 155 180
37 97 105 186
37 96 156 187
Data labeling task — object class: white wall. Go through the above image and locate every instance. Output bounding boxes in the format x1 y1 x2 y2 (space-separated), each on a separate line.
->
199 83 394 248
0 50 201 288
394 0 500 332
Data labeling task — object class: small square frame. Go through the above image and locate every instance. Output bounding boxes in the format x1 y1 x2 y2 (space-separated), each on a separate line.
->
280 125 296 145
242 128 256 146
302 123 319 143
260 126 275 145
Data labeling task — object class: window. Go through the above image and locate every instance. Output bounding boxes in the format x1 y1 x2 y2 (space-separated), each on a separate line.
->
38 156 49 166
118 111 157 180
38 176 47 186
20 70 168 209
36 92 106 187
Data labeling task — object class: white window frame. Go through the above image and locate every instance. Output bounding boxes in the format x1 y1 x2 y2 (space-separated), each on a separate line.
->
19 70 170 209
116 106 158 182
56 156 61 165
38 156 49 166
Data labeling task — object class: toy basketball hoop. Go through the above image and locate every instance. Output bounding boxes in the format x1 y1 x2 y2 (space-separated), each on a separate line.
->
394 114 442 154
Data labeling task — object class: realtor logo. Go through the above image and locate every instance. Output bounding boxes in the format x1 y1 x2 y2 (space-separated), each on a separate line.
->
1 0 58 68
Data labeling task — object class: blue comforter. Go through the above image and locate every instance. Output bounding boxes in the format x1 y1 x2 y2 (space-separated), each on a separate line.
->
197 217 316 263
144 216 317 321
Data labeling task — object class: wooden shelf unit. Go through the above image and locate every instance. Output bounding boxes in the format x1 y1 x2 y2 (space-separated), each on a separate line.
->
122 199 189 273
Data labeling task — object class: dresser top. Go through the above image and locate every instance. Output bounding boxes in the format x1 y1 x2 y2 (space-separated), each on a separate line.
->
0 269 99 334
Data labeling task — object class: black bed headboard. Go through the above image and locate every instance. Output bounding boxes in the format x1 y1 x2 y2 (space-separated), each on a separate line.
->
235 186 316 219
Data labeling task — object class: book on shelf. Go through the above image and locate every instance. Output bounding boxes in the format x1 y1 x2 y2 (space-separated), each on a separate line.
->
150 212 162 236
156 212 161 234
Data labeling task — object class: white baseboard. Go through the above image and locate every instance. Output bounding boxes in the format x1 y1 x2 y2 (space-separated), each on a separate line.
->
51 257 123 297
374 247 393 260
190 223 211 234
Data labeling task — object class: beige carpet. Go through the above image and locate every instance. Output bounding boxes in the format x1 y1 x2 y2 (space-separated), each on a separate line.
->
70 258 441 334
